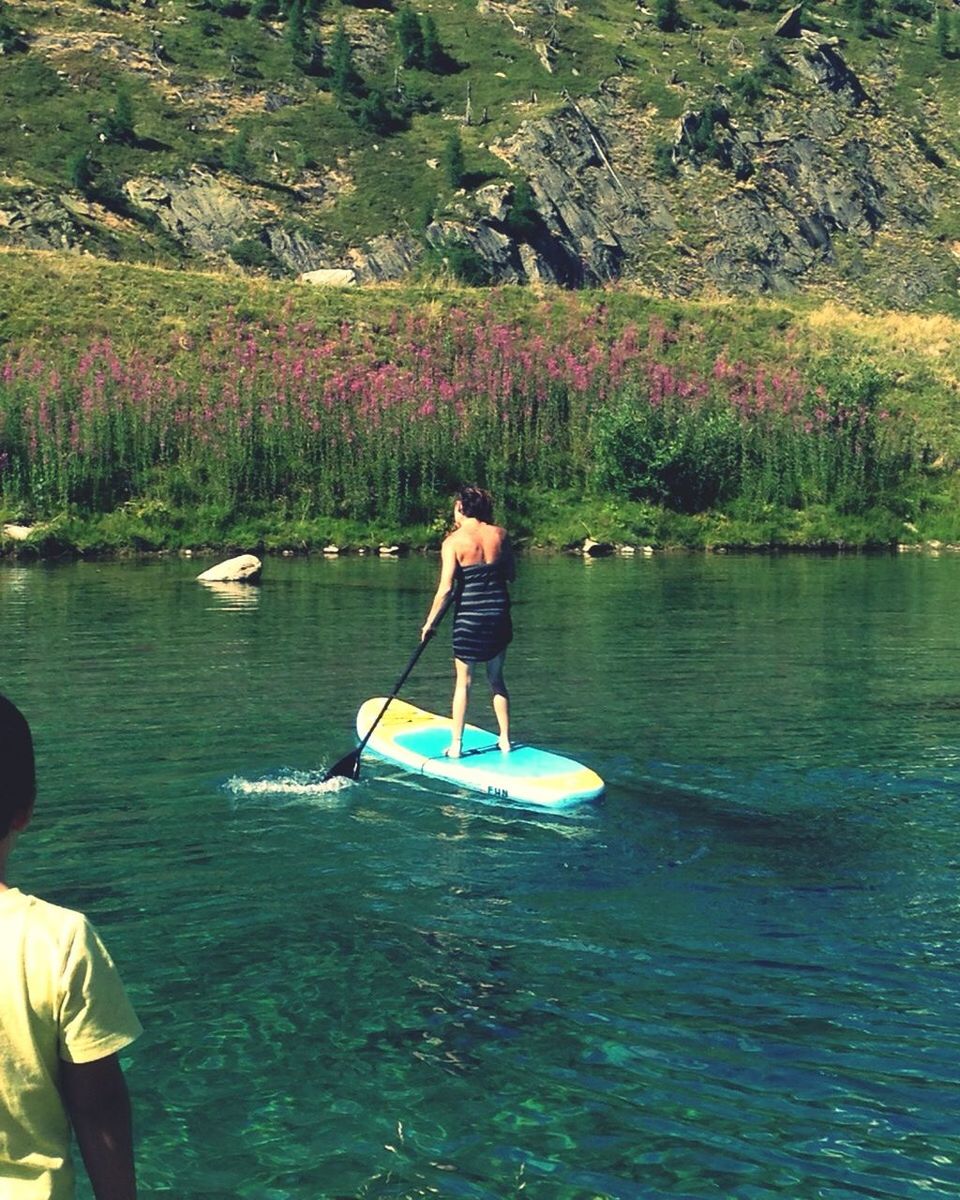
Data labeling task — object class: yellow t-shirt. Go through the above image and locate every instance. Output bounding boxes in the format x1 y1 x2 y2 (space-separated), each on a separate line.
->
0 888 142 1200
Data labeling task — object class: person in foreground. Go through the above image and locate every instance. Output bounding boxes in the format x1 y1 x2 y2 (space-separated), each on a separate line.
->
422 486 515 759
0 693 142 1200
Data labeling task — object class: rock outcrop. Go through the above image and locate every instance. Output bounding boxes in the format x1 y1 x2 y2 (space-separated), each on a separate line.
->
123 171 251 254
346 233 423 283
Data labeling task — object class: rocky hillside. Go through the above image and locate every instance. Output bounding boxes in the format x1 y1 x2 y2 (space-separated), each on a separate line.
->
0 0 957 308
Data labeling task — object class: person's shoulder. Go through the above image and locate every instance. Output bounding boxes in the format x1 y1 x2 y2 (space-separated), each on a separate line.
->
3 890 88 956
18 891 87 933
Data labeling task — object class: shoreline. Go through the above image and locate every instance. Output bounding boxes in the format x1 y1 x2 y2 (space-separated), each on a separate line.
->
3 529 958 563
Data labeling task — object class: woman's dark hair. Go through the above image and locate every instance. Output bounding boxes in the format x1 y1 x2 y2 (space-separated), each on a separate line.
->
457 485 494 523
0 693 36 839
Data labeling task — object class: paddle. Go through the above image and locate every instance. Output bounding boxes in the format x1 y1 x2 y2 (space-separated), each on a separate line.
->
323 593 453 782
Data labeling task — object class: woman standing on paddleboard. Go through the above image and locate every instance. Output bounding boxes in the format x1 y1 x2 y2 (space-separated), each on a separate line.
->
421 486 515 759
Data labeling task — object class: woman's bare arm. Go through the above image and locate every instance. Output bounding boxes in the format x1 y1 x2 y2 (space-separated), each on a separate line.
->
421 537 458 640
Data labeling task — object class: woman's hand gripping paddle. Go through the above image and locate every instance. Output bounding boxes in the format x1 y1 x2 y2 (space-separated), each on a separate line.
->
323 594 453 782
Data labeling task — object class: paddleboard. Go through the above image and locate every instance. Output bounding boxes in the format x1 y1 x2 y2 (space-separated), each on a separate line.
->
356 698 605 808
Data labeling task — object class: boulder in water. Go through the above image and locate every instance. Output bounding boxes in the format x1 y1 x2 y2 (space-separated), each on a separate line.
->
196 554 262 583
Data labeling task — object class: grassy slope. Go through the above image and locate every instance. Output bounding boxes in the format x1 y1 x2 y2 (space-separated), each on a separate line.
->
1 250 959 552
0 0 957 301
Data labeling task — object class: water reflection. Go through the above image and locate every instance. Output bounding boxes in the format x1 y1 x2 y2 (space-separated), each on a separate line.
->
198 580 261 610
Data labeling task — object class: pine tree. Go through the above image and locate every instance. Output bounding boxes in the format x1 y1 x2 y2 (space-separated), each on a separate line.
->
224 127 254 177
249 0 280 19
329 18 361 99
441 129 465 189
421 13 443 71
934 7 951 56
66 147 96 194
286 0 306 52
102 87 136 146
302 31 324 75
654 0 680 32
848 0 876 34
395 6 424 68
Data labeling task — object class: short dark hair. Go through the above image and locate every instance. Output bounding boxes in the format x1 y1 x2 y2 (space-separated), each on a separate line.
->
0 694 36 839
457 485 494 523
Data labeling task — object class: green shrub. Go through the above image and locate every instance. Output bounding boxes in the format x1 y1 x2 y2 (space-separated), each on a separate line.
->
591 392 741 511
504 179 542 241
0 1 26 52
892 0 933 16
355 88 400 134
652 140 678 180
677 101 729 166
437 240 492 285
229 238 281 272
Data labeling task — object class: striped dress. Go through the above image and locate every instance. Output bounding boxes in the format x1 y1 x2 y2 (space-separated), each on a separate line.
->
452 561 513 664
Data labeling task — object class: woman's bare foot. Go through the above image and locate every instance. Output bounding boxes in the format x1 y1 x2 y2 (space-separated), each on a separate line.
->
446 744 462 759
498 736 511 754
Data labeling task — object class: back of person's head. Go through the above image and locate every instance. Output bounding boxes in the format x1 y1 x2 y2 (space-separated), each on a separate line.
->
0 694 36 838
457 485 494 524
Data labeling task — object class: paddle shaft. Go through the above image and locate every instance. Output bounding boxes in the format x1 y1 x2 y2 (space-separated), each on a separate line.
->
355 609 447 758
325 590 454 780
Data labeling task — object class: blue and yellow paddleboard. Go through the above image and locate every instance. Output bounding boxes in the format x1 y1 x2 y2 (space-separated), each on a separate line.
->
356 698 605 808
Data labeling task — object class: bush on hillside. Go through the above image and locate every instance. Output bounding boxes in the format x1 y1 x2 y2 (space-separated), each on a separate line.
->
891 0 933 17
730 42 789 104
229 237 282 273
0 1 26 52
355 87 402 134
436 239 492 285
504 179 543 242
652 140 678 180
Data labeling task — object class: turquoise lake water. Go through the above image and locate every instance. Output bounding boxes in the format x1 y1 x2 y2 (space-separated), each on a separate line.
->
2 552 959 1199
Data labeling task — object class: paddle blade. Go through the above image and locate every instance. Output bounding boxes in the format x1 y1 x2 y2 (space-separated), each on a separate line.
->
323 748 362 782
